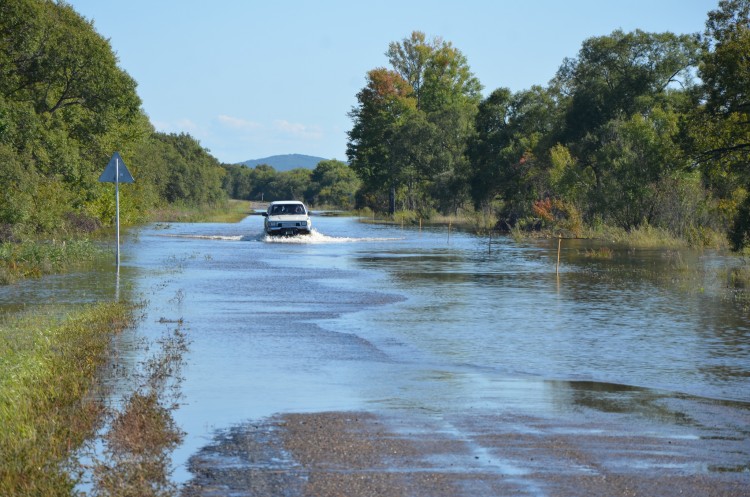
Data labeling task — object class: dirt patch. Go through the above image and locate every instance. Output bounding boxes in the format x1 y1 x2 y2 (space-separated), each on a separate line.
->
182 410 748 497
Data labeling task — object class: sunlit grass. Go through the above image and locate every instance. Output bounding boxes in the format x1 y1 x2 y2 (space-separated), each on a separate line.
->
0 303 134 497
147 199 255 224
581 246 614 259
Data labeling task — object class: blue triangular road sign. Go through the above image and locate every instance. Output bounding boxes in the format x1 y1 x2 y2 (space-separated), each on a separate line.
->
98 151 135 183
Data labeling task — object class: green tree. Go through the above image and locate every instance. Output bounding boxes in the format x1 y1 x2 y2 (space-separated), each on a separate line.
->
387 31 482 113
691 0 750 249
310 159 360 208
554 29 700 145
270 168 312 201
347 67 416 212
249 164 278 201
468 86 560 222
550 29 701 227
0 0 146 236
221 165 254 200
350 33 481 214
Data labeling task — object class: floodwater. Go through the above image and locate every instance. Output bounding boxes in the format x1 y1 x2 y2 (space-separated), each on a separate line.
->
1 214 749 487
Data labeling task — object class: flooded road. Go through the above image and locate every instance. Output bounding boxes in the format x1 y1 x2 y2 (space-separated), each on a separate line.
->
2 214 748 495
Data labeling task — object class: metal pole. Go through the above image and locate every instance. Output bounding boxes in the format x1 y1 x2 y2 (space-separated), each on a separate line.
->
115 158 120 266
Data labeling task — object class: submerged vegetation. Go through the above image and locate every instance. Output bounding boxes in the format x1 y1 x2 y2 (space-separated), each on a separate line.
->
89 317 188 497
0 238 104 284
0 290 189 497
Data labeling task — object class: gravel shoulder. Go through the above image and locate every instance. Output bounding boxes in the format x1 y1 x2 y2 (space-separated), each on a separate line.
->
182 409 749 497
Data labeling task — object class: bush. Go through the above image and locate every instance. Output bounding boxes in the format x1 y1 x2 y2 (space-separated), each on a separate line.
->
729 195 750 251
530 198 584 237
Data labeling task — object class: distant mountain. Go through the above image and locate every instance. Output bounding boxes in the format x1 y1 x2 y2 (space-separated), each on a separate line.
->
238 154 326 171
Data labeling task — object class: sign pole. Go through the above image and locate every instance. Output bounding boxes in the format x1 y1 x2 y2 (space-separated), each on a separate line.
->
98 151 134 268
115 157 120 266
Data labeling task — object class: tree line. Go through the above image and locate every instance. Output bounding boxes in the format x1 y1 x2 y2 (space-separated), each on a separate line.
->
346 1 749 249
0 0 226 242
1 0 747 250
221 159 360 209
0 0 363 245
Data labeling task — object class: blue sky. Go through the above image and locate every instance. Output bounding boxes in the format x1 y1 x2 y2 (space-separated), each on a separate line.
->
67 0 718 164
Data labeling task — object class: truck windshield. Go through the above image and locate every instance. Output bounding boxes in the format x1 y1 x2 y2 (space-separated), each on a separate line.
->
270 205 305 215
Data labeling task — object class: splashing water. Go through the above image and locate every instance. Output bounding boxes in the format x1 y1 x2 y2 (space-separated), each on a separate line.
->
262 229 402 244
158 229 402 244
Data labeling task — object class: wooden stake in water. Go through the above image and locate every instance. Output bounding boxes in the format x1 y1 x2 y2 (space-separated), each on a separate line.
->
556 234 562 274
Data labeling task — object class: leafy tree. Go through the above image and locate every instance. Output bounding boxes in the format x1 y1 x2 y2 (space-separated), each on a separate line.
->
549 29 701 227
310 159 360 208
468 86 560 221
387 31 482 113
691 0 750 249
554 29 701 144
269 168 312 201
0 0 146 237
588 108 689 229
221 165 254 200
350 33 481 214
347 68 416 212
249 164 278 201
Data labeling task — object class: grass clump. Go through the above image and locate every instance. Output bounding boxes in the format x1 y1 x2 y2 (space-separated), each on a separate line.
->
0 303 134 497
723 259 750 311
581 246 614 259
0 239 104 285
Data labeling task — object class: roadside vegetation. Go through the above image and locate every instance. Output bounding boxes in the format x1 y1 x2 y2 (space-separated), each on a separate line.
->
147 199 255 224
0 238 104 285
0 303 135 497
345 2 749 251
88 313 188 497
4 1 747 254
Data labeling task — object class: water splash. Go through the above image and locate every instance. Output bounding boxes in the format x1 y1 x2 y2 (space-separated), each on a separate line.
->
262 229 402 244
157 230 401 244
155 233 246 241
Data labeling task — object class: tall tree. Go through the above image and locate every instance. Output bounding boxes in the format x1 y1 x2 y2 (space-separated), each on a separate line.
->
350 32 481 213
551 29 701 227
694 0 750 249
386 31 482 113
347 68 415 212
468 86 560 220
554 29 701 145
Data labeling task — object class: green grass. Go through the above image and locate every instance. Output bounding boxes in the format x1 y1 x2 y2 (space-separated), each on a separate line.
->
147 199 255 224
0 303 134 497
0 239 104 285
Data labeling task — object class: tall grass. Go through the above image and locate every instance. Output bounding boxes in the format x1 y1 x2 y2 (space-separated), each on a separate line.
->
0 239 104 284
147 199 253 224
0 303 134 497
